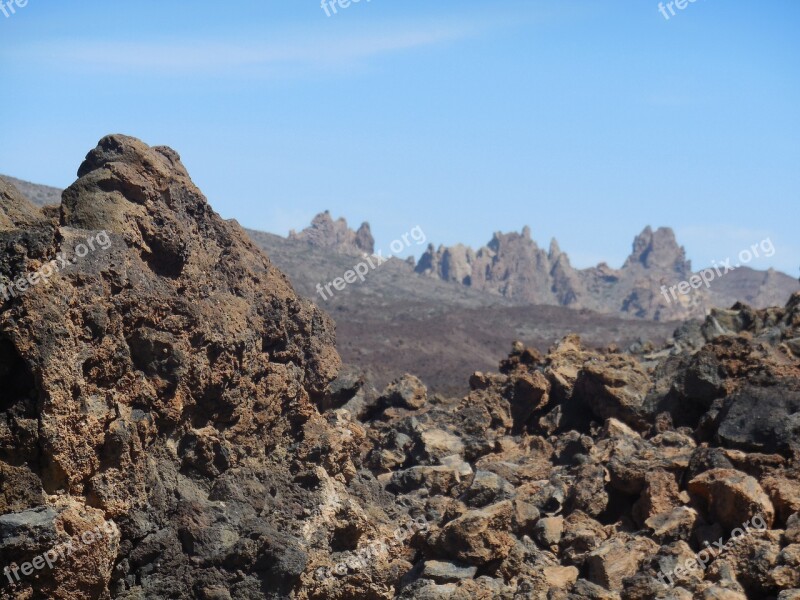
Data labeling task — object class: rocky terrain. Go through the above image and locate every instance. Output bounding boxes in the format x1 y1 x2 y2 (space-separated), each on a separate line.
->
0 136 353 599
416 226 798 321
7 174 796 395
247 228 679 395
346 296 800 599
4 176 683 395
6 173 797 326
0 175 62 208
1 137 798 599
288 211 375 255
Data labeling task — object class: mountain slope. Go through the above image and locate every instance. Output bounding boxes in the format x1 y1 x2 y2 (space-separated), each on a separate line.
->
5 175 794 393
417 225 798 320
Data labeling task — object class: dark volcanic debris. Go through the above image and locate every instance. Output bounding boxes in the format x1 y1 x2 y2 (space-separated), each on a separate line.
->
1 136 799 599
0 135 384 600
356 296 800 599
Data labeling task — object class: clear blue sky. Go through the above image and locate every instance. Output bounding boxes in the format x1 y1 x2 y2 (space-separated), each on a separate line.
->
1 0 798 274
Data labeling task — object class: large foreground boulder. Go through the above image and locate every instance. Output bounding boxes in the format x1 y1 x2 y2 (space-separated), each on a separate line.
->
0 135 393 599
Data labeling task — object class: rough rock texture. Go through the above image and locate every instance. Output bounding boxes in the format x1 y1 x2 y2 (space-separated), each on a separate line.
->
2 138 799 600
351 296 800 599
416 225 798 321
416 227 578 307
0 135 397 599
0 177 46 231
0 177 707 396
0 175 62 209
289 211 374 255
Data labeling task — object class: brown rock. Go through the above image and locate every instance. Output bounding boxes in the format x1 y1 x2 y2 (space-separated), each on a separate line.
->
586 534 659 591
567 579 623 599
545 334 589 402
688 468 776 530
575 353 652 430
785 513 800 545
704 529 783 597
533 516 564 549
701 588 748 600
431 501 515 566
651 540 706 590
511 499 540 537
377 374 428 411
633 469 683 527
543 565 579 589
0 135 375 599
390 465 468 496
507 370 550 429
420 560 478 584
288 210 374 254
773 543 800 585
645 507 699 543
473 436 553 486
567 463 609 517
560 511 609 565
0 177 44 231
763 474 800 526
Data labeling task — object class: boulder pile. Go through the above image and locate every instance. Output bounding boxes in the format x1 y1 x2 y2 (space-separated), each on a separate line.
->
0 135 798 599
349 295 800 599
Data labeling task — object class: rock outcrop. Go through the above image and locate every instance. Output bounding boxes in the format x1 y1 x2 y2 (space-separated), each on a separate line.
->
355 295 800 599
416 227 580 306
289 210 374 255
0 135 395 599
1 137 798 599
417 225 798 321
8 175 798 324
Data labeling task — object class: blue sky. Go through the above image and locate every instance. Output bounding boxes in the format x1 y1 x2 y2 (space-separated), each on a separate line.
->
1 0 798 274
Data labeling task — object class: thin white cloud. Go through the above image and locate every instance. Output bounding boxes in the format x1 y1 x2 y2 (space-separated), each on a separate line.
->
15 25 476 75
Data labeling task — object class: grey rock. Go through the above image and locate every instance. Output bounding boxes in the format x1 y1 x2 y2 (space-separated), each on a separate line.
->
716 383 800 455
420 560 477 584
461 470 515 508
0 507 58 552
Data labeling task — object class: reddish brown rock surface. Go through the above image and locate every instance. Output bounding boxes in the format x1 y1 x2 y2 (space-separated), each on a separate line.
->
0 136 394 599
1 137 799 599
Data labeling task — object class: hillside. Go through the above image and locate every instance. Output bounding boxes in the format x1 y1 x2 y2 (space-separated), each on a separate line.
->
417 225 798 320
1 138 798 599
246 229 679 394
3 174 795 394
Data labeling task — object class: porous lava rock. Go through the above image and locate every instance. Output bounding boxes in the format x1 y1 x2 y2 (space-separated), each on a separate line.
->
2 135 800 600
0 135 399 600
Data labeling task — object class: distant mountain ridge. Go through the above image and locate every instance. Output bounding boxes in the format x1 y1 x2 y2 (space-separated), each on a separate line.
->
416 224 797 320
0 175 62 207
4 174 797 324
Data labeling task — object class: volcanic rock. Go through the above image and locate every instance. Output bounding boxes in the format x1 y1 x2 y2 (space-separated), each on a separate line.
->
419 560 477 584
688 469 776 530
0 135 393 600
430 501 515 567
3 138 800 600
289 210 374 255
